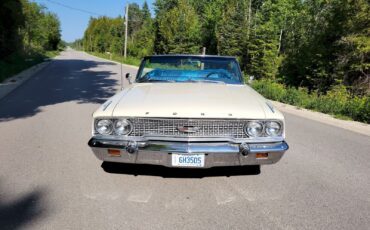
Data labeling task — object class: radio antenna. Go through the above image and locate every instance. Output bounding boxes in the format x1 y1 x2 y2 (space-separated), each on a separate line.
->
120 3 129 91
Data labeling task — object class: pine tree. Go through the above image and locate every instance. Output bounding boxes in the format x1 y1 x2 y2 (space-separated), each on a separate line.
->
216 0 247 58
155 0 201 54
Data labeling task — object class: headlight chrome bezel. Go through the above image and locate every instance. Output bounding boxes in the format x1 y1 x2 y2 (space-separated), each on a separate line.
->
95 119 114 135
244 120 283 138
95 118 133 136
113 119 133 136
265 121 282 137
244 121 264 137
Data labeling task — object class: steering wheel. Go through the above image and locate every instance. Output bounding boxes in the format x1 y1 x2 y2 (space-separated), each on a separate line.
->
204 71 229 79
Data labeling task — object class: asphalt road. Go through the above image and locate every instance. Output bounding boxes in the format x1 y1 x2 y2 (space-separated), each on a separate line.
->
1 50 369 230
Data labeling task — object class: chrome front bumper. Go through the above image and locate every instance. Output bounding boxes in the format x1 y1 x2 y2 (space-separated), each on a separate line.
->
88 138 289 168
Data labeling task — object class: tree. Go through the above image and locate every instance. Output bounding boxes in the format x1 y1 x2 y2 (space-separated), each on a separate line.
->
128 1 155 57
109 17 124 54
280 0 369 93
22 1 45 50
198 0 225 54
142 1 151 21
128 3 144 38
41 13 61 50
216 0 248 57
245 0 301 79
334 0 370 95
155 0 201 54
20 0 62 52
0 0 25 58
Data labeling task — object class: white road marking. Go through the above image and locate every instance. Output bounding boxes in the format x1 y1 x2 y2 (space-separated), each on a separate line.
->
214 189 236 205
211 180 237 205
127 190 152 203
84 192 121 201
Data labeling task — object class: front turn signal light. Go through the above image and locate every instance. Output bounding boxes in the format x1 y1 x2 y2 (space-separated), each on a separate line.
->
108 149 121 157
256 153 268 159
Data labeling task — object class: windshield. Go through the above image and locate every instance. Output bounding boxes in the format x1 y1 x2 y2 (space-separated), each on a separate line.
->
136 56 243 84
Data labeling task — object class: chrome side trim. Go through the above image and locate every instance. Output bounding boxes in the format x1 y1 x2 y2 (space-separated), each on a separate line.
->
266 101 275 113
102 101 112 111
248 142 289 153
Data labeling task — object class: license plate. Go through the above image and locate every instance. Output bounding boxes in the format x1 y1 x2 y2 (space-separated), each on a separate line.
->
171 154 205 167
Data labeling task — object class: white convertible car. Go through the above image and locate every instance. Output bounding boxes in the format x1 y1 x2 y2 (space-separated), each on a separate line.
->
88 55 289 168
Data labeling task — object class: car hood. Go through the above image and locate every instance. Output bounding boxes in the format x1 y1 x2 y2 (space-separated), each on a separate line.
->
97 83 282 120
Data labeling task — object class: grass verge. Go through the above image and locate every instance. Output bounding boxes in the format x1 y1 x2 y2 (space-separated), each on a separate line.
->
251 79 370 124
0 50 60 83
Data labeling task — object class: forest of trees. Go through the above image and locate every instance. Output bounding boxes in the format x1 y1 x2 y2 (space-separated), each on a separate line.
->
0 0 62 81
79 0 369 96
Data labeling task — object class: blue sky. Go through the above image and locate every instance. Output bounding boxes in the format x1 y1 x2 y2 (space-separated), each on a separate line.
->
32 0 155 42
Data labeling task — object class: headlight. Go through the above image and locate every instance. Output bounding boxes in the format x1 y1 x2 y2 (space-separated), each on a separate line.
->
265 121 282 136
245 121 263 137
96 119 113 135
114 119 132 135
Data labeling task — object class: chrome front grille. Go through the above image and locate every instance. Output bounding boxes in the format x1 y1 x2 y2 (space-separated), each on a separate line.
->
129 118 248 138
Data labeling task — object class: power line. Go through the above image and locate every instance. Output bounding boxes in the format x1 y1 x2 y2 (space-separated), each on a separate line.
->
41 0 144 22
43 0 104 17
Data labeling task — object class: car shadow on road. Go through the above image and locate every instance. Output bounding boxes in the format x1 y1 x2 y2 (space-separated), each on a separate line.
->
101 162 260 178
0 59 119 122
0 185 46 230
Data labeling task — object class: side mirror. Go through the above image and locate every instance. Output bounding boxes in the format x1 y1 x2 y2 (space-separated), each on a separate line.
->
125 73 132 84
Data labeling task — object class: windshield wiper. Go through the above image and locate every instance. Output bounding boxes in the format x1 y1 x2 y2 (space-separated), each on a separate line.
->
186 79 226 84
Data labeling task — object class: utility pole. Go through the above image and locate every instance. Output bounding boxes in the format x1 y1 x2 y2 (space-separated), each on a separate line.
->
124 3 129 59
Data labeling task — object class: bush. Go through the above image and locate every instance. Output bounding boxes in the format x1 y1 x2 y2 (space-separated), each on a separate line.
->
282 87 313 108
251 79 369 124
344 96 370 123
311 85 349 114
251 79 286 101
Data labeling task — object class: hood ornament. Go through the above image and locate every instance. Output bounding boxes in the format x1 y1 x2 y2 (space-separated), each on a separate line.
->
177 126 200 133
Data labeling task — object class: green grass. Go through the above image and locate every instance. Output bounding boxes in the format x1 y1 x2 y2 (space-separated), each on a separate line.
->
0 50 60 83
88 51 141 67
333 114 353 121
250 79 370 124
44 50 60 58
